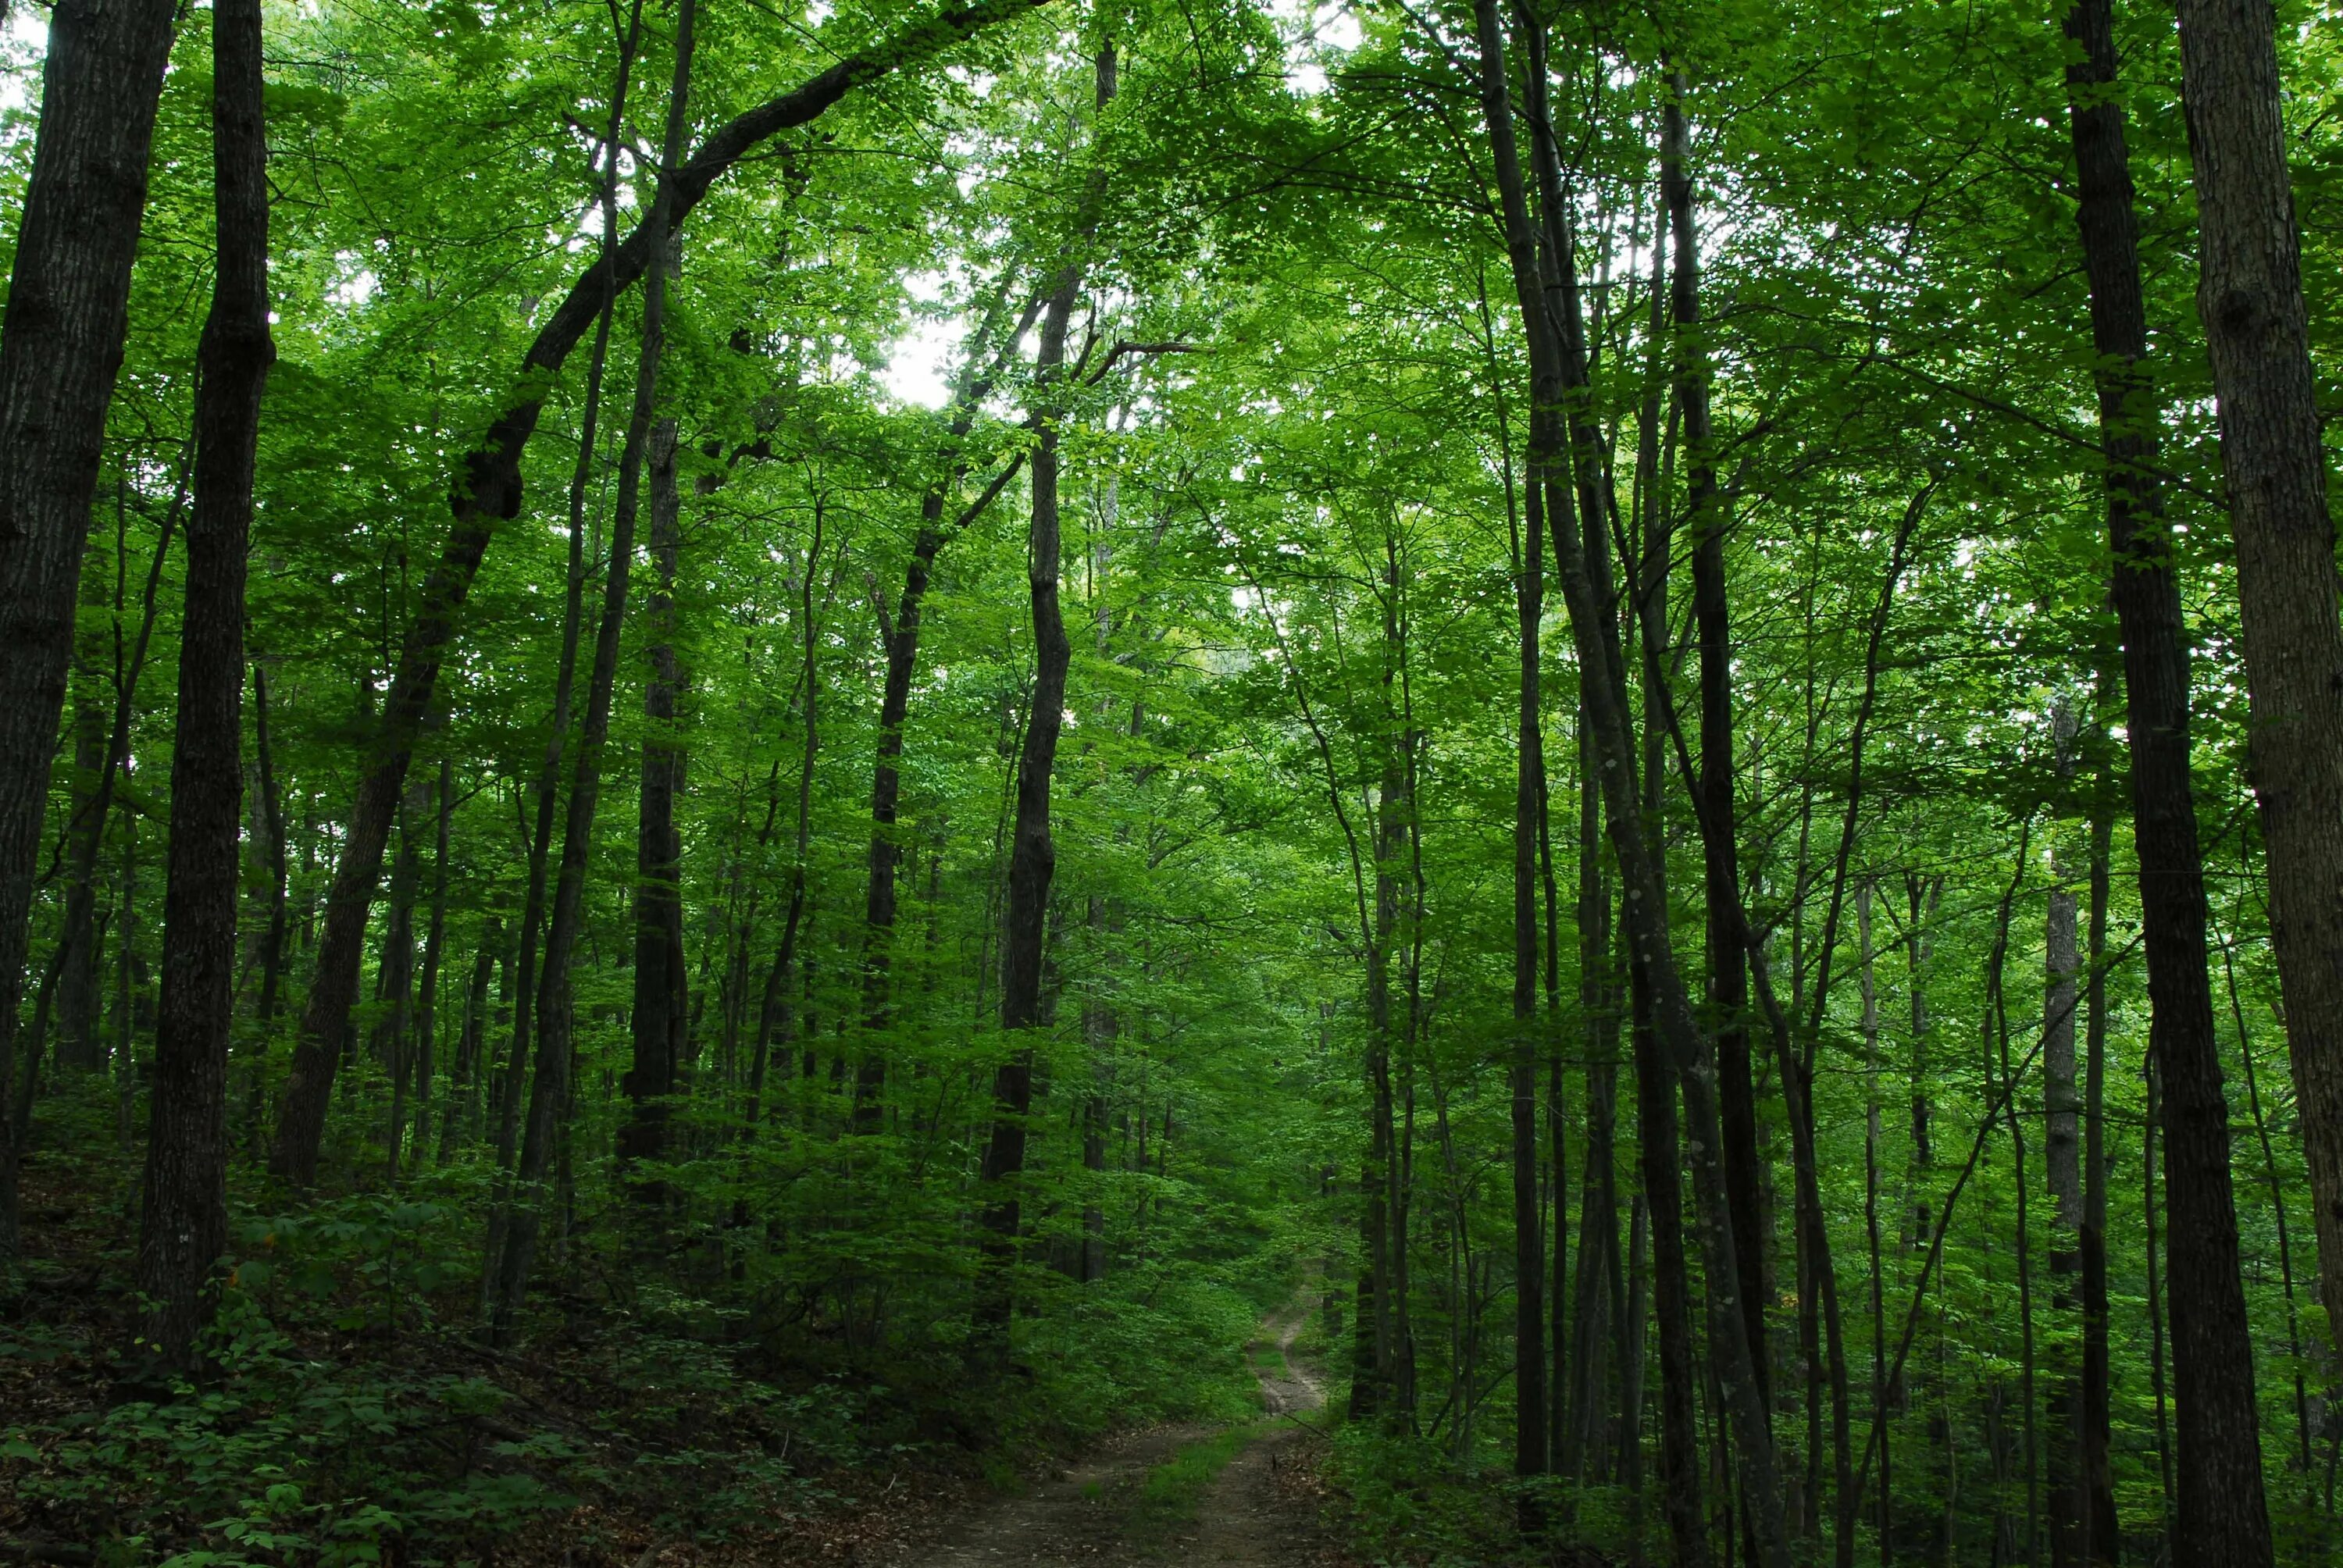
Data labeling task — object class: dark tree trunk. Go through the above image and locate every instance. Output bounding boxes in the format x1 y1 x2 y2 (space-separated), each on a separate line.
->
134 0 272 1370
441 928 496 1164
266 0 1041 1184
58 550 111 1073
37 482 180 1152
2072 0 2276 1558
1630 940 1709 1568
2046 714 2083 1568
478 0 641 1303
1510 302 1549 1508
410 757 451 1172
2172 0 2343 1424
251 664 290 1032
0 0 180 1256
857 283 1035 1127
2078 810 2116 1564
972 39 1112 1362
976 80 1105 1360
1479 12 1787 1563
376 782 423 1177
1664 77 1771 1425
622 419 686 1190
490 0 697 1339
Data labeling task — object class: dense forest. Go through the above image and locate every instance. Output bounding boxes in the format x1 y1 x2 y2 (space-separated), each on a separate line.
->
0 0 2338 1563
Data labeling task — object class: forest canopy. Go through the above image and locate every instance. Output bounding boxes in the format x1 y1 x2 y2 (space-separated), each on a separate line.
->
0 0 2339 1565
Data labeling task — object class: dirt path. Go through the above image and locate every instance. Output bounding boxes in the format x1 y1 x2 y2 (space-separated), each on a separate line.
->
900 1300 1346 1566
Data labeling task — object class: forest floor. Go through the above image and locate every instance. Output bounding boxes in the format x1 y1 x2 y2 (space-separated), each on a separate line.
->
887 1298 1355 1566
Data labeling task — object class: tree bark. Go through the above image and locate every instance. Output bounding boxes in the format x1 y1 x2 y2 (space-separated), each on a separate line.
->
621 419 686 1192
2070 0 2276 1556
267 0 1048 1183
1630 937 1708 1568
974 41 1112 1359
134 0 273 1370
857 283 1037 1126
490 0 697 1338
251 664 290 1033
1478 12 1788 1564
58 548 112 1073
2172 0 2343 1394
2078 809 2115 1564
0 0 180 1257
1510 291 1549 1509
1662 77 1771 1431
410 757 451 1173
477 0 640 1303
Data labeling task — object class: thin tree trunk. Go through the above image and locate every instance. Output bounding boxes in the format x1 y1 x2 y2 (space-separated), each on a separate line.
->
441 928 495 1163
857 283 1036 1126
490 0 697 1339
1510 288 1550 1513
1630 935 1708 1568
974 41 1113 1358
1857 882 1892 1555
1988 829 2042 1568
2171 0 2343 1412
251 664 291 1032
1664 74 1771 1432
134 0 272 1370
2224 928 2314 1470
1479 14 1788 1562
410 757 451 1174
59 550 111 1074
0 0 181 1256
2046 711 2083 1568
2058 0 2278 1557
2079 807 2116 1565
621 419 686 1192
266 0 1039 1184
377 782 422 1178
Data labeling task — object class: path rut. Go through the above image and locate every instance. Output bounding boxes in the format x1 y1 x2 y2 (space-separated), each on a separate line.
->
900 1301 1346 1566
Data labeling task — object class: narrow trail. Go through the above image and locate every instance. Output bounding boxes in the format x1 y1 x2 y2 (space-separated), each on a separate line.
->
901 1299 1347 1566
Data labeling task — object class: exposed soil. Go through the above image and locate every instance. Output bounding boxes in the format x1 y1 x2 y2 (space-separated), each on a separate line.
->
893 1301 1353 1566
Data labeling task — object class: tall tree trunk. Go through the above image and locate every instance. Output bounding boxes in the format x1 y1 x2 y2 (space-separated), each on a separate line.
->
1478 12 1787 1564
0 0 180 1256
2046 707 2084 1568
441 929 496 1163
29 474 182 1160
622 419 686 1192
377 782 423 1178
1630 938 1708 1568
1510 301 1550 1511
490 0 697 1339
744 528 824 1153
2171 0 2343 1401
251 664 291 1032
2078 807 2116 1564
58 551 112 1073
1857 882 1892 1553
1987 832 2042 1567
858 283 1036 1126
478 0 640 1303
1663 73 1771 1431
2073 0 2277 1557
974 41 1112 1359
410 757 451 1174
266 0 1040 1184
134 0 272 1370
2225 926 2316 1469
